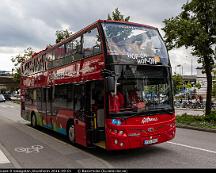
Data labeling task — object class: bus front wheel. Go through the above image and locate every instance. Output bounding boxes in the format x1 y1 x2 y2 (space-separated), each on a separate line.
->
67 122 75 144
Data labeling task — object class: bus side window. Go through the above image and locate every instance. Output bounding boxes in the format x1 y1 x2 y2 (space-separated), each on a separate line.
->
42 88 47 112
66 85 74 109
74 86 82 111
25 89 34 105
54 84 73 111
83 28 101 58
47 87 53 115
36 88 42 111
66 41 73 57
74 85 86 122
73 37 83 61
54 44 65 60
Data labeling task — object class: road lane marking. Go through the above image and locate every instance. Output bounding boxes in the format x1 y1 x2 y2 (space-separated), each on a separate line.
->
0 149 10 164
167 141 216 154
15 145 44 154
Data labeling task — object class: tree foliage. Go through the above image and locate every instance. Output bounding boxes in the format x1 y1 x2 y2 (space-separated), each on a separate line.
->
107 8 130 22
106 8 132 46
172 74 184 95
162 0 216 115
195 82 201 89
11 47 34 83
55 29 72 43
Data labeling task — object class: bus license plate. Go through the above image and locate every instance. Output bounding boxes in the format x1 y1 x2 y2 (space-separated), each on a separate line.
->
144 138 158 145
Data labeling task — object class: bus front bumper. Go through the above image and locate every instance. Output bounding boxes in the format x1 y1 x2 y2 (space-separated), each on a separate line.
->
105 126 176 151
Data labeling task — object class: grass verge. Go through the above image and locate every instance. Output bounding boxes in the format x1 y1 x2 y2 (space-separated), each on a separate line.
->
176 111 216 130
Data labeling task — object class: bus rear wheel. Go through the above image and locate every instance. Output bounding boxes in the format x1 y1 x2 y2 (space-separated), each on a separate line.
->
67 122 75 144
31 113 37 128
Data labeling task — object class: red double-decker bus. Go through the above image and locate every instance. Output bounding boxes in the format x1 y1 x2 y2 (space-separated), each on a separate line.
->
20 20 175 150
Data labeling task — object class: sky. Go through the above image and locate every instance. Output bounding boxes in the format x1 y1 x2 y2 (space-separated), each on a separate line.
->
0 0 198 75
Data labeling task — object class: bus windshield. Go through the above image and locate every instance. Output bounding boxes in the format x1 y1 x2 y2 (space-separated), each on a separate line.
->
109 65 173 115
102 22 169 65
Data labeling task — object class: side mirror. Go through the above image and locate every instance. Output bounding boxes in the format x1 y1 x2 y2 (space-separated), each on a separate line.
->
105 76 115 93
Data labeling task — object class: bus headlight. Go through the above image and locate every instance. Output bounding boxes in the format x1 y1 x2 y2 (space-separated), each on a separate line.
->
170 122 175 128
114 139 118 144
120 142 124 147
119 130 124 135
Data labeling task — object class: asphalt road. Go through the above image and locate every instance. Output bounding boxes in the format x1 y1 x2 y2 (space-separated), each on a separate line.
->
0 101 216 169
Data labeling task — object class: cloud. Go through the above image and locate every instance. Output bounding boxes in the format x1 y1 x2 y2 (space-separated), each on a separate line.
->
169 47 199 75
0 47 24 71
0 0 187 47
0 0 195 73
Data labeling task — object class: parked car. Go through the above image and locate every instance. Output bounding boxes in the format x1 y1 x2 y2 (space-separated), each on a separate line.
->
3 93 11 101
0 94 6 102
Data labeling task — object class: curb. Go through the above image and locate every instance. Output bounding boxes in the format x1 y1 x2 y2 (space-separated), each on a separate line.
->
175 108 205 112
176 123 216 133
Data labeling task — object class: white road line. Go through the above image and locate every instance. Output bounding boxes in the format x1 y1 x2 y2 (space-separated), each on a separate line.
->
167 141 216 154
0 149 10 164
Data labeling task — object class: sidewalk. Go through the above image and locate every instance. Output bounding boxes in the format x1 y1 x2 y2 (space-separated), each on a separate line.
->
175 107 205 116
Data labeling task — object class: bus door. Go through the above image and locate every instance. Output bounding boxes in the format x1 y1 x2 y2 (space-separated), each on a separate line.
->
74 84 88 146
91 81 105 144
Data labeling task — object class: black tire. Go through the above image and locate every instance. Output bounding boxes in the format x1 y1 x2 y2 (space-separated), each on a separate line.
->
67 121 75 144
31 113 37 128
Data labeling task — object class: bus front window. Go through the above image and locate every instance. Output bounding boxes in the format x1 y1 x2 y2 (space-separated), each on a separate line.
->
102 22 169 65
108 66 173 115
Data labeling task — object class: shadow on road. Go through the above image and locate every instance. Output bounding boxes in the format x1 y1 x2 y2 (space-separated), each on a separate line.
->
28 124 171 163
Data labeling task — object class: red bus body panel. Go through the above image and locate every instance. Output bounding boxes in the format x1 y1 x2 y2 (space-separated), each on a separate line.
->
74 119 87 147
105 113 175 150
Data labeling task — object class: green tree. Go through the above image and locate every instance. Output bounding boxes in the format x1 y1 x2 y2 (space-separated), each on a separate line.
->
107 8 130 21
11 47 34 83
55 29 72 43
185 82 192 90
172 73 184 95
162 0 216 115
106 8 132 44
195 82 201 90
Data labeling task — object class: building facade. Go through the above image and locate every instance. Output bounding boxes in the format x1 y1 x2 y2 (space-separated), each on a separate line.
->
0 71 19 92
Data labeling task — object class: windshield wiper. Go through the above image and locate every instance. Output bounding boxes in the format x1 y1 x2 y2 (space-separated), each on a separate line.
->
122 108 174 120
122 111 149 119
122 113 139 119
147 108 174 114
